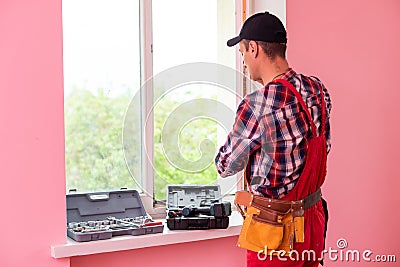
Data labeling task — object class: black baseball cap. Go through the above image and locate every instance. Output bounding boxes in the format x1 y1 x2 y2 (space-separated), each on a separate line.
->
227 11 287 47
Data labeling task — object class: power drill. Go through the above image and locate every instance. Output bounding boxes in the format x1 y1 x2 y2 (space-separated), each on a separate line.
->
181 202 231 217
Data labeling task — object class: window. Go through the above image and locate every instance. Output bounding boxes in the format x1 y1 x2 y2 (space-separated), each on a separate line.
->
63 0 244 209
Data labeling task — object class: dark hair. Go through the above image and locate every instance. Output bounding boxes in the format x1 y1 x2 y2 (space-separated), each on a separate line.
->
243 39 286 60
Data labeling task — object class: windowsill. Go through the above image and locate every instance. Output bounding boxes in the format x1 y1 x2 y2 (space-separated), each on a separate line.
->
51 211 243 258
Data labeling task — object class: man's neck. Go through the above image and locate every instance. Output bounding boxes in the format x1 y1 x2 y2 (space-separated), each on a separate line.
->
261 57 290 86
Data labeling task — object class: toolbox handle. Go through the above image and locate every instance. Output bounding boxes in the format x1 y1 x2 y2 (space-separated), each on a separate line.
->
88 193 109 201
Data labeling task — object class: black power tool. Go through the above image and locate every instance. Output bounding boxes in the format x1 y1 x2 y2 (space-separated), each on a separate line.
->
181 202 231 217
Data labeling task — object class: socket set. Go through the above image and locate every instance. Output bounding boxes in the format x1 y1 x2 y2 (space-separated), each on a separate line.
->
67 189 164 242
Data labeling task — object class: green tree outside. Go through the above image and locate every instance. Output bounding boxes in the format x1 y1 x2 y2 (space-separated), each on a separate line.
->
65 88 134 192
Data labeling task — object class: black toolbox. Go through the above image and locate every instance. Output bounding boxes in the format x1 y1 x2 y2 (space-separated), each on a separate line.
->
166 184 231 230
66 189 164 242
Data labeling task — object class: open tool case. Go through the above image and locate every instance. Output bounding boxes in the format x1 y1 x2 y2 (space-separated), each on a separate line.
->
67 189 164 242
166 184 231 230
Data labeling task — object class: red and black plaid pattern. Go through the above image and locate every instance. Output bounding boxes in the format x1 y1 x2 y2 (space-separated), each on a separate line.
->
215 69 332 198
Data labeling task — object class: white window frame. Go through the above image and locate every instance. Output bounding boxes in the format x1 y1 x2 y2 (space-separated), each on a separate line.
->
138 0 158 216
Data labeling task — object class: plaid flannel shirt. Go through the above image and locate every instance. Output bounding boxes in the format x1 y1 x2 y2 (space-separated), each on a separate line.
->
215 68 332 199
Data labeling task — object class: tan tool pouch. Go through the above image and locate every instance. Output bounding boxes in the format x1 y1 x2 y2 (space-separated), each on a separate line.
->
235 191 304 255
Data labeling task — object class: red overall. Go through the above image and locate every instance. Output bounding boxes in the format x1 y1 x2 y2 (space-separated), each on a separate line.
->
247 78 328 267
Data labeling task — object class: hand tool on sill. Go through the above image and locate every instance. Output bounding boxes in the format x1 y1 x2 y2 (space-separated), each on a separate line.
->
72 225 110 233
107 216 162 228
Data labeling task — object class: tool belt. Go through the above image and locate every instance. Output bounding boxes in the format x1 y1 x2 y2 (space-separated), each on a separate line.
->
234 188 322 254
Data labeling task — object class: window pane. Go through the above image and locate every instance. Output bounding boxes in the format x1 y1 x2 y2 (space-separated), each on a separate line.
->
63 0 140 193
152 0 237 200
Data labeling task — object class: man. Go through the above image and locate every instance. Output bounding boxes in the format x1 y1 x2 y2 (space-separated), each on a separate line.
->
215 12 332 266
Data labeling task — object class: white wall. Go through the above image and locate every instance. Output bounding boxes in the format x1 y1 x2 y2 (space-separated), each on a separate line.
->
251 0 286 26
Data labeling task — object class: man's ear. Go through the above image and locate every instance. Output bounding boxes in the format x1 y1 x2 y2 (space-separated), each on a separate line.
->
248 41 259 57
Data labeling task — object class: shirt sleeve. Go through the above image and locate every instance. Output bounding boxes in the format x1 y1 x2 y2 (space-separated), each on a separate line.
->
215 97 262 178
322 83 332 154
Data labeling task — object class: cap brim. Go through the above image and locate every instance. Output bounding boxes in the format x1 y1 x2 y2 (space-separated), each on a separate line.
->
227 36 241 47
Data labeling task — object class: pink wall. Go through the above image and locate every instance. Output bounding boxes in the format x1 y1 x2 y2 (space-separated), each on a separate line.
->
2 0 399 266
287 0 400 265
0 0 69 266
